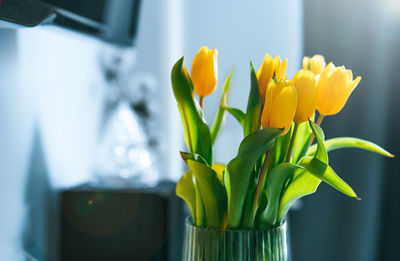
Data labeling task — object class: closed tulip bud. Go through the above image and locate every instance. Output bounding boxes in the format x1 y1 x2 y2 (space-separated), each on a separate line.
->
261 80 297 135
303 55 326 75
257 54 288 102
292 69 318 123
191 46 218 97
316 63 361 116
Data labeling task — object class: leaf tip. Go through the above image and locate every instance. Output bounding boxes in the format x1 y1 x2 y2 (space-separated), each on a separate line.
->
250 59 255 71
350 191 360 200
179 151 186 161
177 56 185 65
171 56 185 76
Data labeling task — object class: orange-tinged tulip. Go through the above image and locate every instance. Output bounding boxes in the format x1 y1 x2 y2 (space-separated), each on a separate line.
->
292 69 318 123
316 63 361 116
257 54 288 102
261 80 297 135
191 46 218 97
303 55 326 75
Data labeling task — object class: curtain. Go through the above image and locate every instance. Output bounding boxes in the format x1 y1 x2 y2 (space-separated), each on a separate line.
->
290 0 400 260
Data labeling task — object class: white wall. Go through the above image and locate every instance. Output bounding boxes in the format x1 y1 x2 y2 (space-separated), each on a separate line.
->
18 27 106 188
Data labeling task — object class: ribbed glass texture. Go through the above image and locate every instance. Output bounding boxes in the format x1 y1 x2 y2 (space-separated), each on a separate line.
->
182 218 289 261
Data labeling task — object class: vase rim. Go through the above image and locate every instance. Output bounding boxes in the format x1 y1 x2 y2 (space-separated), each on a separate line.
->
185 216 287 232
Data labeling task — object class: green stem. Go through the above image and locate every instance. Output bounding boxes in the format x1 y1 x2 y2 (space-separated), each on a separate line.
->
316 114 325 126
284 123 299 162
199 96 204 109
252 151 271 220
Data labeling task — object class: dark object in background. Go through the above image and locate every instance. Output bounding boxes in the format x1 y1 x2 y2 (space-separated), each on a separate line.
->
60 182 185 261
0 0 141 46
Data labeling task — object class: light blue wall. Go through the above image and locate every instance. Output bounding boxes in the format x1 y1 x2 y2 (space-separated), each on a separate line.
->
0 27 106 260
0 29 35 260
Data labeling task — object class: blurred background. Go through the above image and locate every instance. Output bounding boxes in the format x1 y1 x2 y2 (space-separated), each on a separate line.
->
0 0 398 260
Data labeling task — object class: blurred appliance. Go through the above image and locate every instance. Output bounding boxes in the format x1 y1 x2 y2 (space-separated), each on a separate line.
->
0 0 141 46
60 182 184 261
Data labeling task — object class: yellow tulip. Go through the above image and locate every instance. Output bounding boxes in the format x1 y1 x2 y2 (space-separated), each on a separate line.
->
261 80 297 135
303 55 326 75
191 46 218 97
257 54 288 102
292 69 318 123
316 63 361 116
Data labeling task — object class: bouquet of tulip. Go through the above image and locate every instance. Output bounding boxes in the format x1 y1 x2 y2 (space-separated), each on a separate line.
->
171 46 393 230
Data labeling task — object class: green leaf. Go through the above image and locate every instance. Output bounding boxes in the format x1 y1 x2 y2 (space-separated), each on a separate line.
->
243 61 262 137
299 121 359 199
212 163 226 185
225 127 282 228
187 160 228 228
298 157 359 199
309 120 327 163
210 69 234 144
194 181 205 226
240 170 258 228
278 168 321 222
292 120 313 164
223 106 245 127
277 120 360 224
259 163 304 227
254 192 268 225
176 170 197 224
171 57 212 165
269 124 294 168
307 137 394 158
180 151 209 166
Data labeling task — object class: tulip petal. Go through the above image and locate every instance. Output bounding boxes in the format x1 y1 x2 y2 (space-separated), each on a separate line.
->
351 76 361 92
261 79 277 127
277 58 288 80
309 55 326 75
293 70 317 123
320 62 335 79
191 46 218 97
269 86 297 135
303 56 311 70
257 53 274 101
347 69 353 82
317 67 350 115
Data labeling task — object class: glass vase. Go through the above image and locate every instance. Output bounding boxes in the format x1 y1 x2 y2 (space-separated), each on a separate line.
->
182 218 289 261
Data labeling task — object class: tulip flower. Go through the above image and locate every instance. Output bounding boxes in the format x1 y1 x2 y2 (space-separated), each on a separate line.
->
292 69 318 123
191 46 218 98
261 80 297 135
257 54 288 102
303 55 326 75
316 63 361 116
